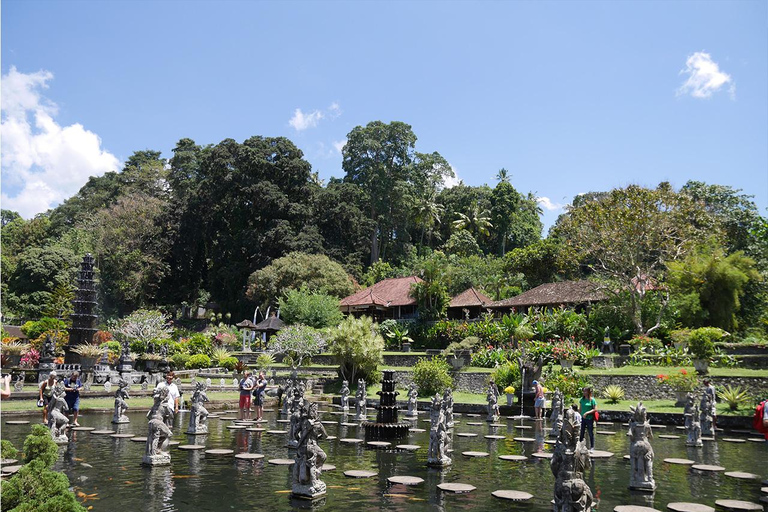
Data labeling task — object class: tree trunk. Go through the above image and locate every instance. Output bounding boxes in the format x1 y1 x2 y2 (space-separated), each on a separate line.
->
370 223 380 265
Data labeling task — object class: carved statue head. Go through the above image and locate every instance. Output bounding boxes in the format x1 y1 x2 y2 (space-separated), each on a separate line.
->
431 394 441 410
630 401 647 423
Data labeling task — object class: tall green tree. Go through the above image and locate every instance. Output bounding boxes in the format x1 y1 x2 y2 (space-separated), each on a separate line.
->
490 181 520 256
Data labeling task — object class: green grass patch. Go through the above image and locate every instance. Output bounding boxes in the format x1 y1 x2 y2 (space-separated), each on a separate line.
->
597 398 754 417
580 365 768 378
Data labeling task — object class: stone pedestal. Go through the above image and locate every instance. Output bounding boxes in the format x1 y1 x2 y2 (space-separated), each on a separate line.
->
142 453 171 466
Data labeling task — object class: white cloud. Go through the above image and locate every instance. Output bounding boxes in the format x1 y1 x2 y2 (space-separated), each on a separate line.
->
537 196 563 211
288 102 342 131
677 52 735 99
328 102 342 119
1 66 120 219
442 165 461 189
332 139 346 153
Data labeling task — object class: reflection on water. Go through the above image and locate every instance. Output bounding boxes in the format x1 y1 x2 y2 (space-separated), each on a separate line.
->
2 409 765 511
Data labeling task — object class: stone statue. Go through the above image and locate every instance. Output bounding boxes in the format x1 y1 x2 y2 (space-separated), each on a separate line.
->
282 379 295 415
550 390 564 439
48 382 70 444
340 380 350 411
551 408 593 511
406 383 419 417
42 334 56 359
187 381 210 435
112 378 131 424
517 351 544 393
486 382 500 422
442 388 454 428
684 393 703 447
628 402 655 491
143 386 173 465
427 394 451 467
292 402 328 499
699 390 714 436
602 326 612 354
288 385 305 449
354 379 367 421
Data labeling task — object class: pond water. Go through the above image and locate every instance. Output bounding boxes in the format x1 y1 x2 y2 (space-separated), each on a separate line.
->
2 407 765 511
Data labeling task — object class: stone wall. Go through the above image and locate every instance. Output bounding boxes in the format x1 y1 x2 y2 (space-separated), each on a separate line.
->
587 374 768 401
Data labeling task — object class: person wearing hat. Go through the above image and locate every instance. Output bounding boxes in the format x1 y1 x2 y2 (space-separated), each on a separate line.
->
533 380 545 419
38 371 57 423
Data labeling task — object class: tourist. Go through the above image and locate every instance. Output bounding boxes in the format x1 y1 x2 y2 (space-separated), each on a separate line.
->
579 386 598 451
155 371 180 425
38 371 58 423
63 371 83 426
253 371 267 421
238 370 254 419
1 374 11 399
763 397 768 442
571 403 582 424
703 379 717 430
533 380 545 419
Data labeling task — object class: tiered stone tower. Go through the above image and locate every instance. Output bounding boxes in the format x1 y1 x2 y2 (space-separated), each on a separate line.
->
65 253 99 363
363 369 410 439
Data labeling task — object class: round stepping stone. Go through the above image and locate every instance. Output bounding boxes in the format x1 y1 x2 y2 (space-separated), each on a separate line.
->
177 444 205 450
226 425 247 430
747 438 765 443
340 422 358 427
544 439 557 445
168 441 180 447
466 414 480 417
409 428 425 433
205 449 234 455
761 487 768 494
531 452 553 459
514 425 532 430
1 465 21 475
321 421 336 425
492 490 533 501
266 430 287 434
724 472 759 480
721 438 746 443
596 431 616 435
367 441 391 448
485 435 506 440
692 464 725 472
650 424 665 429
110 433 135 438
218 416 237 420
0 459 18 465
71 426 96 431
466 422 484 426
676 425 687 430
235 453 265 460
615 507 661 512
276 419 290 424
388 475 424 486
456 433 478 437
462 451 489 457
321 464 336 471
326 436 337 440
701 437 716 441
489 423 505 427
246 427 265 432
344 470 377 478
665 458 696 465
623 455 631 460
590 450 614 459
90 430 116 435
499 454 527 461
659 435 680 439
667 503 715 512
268 458 294 465
714 500 763 511
339 438 364 444
5 420 29 425
130 436 147 442
396 444 420 451
513 437 535 442
437 482 476 493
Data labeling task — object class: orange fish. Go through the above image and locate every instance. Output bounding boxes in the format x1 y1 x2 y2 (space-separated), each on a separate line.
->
124 481 135 485
74 457 84 462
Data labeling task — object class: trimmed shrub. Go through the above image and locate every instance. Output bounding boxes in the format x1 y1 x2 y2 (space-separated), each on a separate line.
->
219 357 239 371
490 363 520 390
171 353 191 370
412 357 453 397
1 440 18 460
186 354 212 369
22 424 58 467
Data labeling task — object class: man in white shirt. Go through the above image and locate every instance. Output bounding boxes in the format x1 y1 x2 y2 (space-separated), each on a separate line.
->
155 371 180 426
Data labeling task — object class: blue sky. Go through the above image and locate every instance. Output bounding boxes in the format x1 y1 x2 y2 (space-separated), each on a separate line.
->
2 0 766 232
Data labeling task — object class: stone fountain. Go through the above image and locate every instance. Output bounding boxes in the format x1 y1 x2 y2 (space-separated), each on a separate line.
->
362 370 410 439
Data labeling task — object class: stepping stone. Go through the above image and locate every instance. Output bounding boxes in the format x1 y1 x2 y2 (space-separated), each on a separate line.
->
367 441 391 448
246 428 265 432
387 475 424 485
623 455 631 460
5 420 29 425
1 465 21 475
665 458 696 465
724 472 759 480
235 420 255 424
492 490 533 501
466 422 484 426
268 458 294 465
110 433 135 438
747 438 765 443
650 424 665 429
168 441 180 446
692 464 725 472
344 470 377 478
326 436 337 440
456 433 478 438
234 453 265 460
514 425 532 430
676 426 687 430
544 440 557 445
226 425 247 430
276 419 290 424
409 428 426 433
205 449 234 455
321 421 336 425
615 507 661 512
499 454 527 461
667 503 715 512
589 450 614 459
421 419 432 424
714 500 763 511
721 438 745 443
489 423 505 427
596 431 616 435
701 437 716 442
513 437 535 442
90 430 116 435
396 444 420 451
339 438 364 444
340 422 358 427
466 414 480 417
219 416 237 420
658 435 680 439
177 445 205 450
266 430 287 434
437 482 476 493
321 464 336 471
130 437 148 443
0 459 18 465
531 452 553 459
485 435 506 440
71 426 96 431
462 451 489 457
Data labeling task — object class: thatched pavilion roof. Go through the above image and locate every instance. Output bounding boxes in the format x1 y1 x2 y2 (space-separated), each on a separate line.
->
339 276 423 309
488 280 606 309
254 315 285 332
449 287 492 308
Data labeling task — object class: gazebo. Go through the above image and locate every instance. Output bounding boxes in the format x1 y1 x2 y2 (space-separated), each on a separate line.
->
253 313 285 349
447 287 493 320
339 276 423 320
235 319 258 351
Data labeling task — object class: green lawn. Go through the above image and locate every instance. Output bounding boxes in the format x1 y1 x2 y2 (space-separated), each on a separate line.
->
580 365 768 378
597 398 754 417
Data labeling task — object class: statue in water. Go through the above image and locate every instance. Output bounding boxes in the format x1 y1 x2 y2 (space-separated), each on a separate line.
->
628 402 655 491
112 378 131 424
48 382 70 444
354 379 367 420
187 381 210 435
142 386 173 466
406 383 419 417
550 390 564 439
442 388 454 428
684 393 702 447
292 402 328 499
427 394 451 467
699 390 714 436
486 381 500 422
551 408 593 511
340 380 350 411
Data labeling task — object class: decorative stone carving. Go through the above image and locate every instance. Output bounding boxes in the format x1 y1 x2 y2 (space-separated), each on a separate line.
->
486 382 500 422
406 384 418 417
340 380 350 411
187 381 210 435
442 388 454 428
684 393 703 447
550 390 564 439
354 379 367 421
427 394 451 467
142 387 173 466
282 379 294 415
292 402 328 499
112 378 130 424
288 383 305 449
628 401 656 491
551 408 593 511
48 382 70 444
699 391 714 437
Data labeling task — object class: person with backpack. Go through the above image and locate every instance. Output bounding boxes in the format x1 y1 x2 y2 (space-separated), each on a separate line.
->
238 370 254 419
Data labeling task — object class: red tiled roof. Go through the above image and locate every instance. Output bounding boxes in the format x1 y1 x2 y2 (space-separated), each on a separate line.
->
449 287 492 308
340 276 423 308
488 280 606 308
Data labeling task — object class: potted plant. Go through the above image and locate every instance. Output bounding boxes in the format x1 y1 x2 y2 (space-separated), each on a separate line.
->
1 341 31 368
72 344 104 369
504 385 516 406
669 329 691 350
657 369 698 405
552 337 579 369
688 327 727 374
139 352 164 371
442 336 481 370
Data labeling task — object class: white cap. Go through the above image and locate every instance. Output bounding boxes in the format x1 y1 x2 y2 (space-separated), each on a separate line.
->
49 371 57 377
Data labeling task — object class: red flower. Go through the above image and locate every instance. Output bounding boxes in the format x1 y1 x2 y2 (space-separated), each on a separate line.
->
680 369 687 375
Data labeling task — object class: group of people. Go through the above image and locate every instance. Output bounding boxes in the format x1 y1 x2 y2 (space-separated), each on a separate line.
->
38 370 84 426
532 379 600 452
238 370 267 420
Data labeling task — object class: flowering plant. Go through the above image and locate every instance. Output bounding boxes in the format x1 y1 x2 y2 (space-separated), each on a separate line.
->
552 337 581 361
657 369 698 392
503 385 516 394
20 348 40 368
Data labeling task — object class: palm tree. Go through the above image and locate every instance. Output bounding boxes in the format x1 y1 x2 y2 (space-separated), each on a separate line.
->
496 168 511 184
413 194 444 249
452 202 493 238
